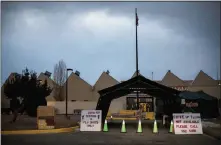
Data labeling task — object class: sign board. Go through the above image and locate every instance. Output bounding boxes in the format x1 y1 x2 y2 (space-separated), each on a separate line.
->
37 106 55 130
173 113 203 134
80 110 102 132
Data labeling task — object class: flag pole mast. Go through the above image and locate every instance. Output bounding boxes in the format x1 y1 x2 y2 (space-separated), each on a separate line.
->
135 8 139 110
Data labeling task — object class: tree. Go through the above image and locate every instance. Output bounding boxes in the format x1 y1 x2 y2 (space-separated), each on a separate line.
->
4 68 52 122
4 73 22 113
53 60 67 101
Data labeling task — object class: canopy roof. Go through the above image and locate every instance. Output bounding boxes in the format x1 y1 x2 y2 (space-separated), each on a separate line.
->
96 75 181 123
179 90 217 100
98 75 181 99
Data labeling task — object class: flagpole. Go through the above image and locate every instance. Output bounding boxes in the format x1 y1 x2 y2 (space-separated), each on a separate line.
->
135 8 139 110
135 8 139 77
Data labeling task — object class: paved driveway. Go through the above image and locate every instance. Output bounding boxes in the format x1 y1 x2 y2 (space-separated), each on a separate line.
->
1 115 79 130
2 122 221 145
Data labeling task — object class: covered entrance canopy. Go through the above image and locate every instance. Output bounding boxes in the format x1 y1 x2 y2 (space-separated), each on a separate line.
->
179 90 219 118
96 75 181 123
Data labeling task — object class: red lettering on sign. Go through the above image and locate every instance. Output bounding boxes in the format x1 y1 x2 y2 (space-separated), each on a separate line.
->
186 102 198 107
181 130 187 133
189 129 196 132
176 120 181 123
176 125 187 128
190 125 198 128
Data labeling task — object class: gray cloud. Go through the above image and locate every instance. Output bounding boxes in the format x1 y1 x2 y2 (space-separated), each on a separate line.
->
1 2 220 85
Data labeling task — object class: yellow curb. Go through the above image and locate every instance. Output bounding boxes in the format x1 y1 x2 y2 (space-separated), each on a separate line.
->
1 126 79 135
112 117 137 120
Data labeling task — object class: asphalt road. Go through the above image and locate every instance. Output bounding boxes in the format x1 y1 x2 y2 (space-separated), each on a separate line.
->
2 122 221 145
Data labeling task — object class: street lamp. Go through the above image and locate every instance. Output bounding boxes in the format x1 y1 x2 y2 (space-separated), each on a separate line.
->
66 68 73 118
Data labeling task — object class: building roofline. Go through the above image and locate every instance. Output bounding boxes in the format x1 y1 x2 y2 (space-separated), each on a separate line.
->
3 70 219 89
191 70 215 85
63 72 93 88
93 71 119 87
162 70 185 85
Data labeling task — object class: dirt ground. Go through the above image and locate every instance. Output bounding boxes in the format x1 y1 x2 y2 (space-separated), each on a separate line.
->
1 114 80 131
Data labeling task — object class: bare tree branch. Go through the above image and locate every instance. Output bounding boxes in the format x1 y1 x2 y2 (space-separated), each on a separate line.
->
53 60 67 101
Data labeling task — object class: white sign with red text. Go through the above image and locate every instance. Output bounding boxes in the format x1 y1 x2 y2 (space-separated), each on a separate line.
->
80 110 102 132
173 113 203 135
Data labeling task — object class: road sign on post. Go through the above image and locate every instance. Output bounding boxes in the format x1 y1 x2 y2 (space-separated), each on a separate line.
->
80 110 102 132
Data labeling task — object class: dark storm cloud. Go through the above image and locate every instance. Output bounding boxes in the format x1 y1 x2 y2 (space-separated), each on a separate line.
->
1 2 220 84
3 2 219 47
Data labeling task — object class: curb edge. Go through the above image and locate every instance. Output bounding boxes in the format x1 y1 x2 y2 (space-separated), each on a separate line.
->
1 126 79 135
203 127 221 140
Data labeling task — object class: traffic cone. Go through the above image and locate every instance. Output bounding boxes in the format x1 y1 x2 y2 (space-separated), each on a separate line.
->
153 120 158 134
103 120 108 132
121 120 127 133
169 120 174 133
137 119 143 133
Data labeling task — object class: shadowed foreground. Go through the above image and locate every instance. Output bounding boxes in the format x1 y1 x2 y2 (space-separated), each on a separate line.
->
2 122 221 145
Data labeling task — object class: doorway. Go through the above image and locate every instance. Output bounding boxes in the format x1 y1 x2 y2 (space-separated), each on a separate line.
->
126 97 153 112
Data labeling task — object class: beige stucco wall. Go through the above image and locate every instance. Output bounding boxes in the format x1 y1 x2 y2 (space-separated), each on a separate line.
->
162 71 185 86
92 72 119 101
192 71 218 86
113 96 127 109
47 101 97 114
109 100 124 113
38 73 57 101
2 71 220 112
187 86 221 99
47 101 125 114
61 73 93 101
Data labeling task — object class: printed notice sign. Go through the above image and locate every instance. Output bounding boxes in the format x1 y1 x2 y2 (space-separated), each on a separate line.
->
80 110 102 132
173 113 203 135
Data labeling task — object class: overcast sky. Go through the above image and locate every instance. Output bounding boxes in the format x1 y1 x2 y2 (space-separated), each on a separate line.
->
1 2 220 85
